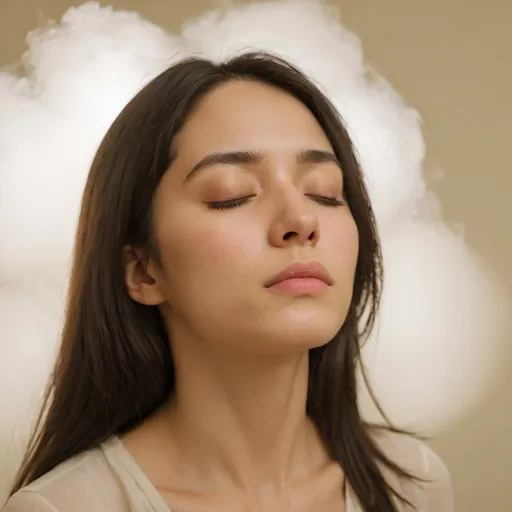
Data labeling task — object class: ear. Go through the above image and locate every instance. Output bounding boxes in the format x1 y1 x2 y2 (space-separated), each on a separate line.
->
123 245 166 306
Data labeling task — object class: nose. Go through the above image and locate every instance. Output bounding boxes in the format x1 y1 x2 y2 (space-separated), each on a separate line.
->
268 188 320 248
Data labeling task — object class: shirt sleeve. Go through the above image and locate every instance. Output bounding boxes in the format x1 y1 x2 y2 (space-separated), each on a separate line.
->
2 491 59 512
419 442 455 511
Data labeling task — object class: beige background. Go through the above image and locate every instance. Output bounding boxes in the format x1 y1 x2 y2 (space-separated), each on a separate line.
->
0 0 510 510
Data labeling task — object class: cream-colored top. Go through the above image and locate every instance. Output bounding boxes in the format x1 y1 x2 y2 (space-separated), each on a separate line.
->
2 432 453 511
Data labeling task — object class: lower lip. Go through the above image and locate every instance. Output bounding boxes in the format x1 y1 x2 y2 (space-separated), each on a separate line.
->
268 278 330 295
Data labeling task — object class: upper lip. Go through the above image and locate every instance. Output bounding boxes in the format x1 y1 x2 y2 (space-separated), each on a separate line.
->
265 261 333 287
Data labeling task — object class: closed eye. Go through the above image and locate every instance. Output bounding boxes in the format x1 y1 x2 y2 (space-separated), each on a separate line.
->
207 194 344 210
207 196 255 210
307 195 345 207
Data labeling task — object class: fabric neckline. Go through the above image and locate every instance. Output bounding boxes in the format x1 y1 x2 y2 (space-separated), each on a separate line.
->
103 435 356 511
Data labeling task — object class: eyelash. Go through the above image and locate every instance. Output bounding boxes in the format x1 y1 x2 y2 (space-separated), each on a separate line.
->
207 195 345 210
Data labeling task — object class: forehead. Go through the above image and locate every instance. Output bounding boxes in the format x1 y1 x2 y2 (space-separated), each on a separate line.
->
174 80 332 156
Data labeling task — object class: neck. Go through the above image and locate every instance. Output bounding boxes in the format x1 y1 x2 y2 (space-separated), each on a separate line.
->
162 339 330 494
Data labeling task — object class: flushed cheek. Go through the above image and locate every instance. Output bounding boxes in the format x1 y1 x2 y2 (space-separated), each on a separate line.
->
324 217 359 277
163 222 262 281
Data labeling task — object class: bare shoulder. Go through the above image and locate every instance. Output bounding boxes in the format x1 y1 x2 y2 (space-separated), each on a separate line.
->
369 427 455 511
2 441 130 512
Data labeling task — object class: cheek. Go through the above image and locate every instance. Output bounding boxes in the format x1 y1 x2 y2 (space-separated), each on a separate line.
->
189 226 250 266
158 219 265 323
325 215 359 275
159 218 259 281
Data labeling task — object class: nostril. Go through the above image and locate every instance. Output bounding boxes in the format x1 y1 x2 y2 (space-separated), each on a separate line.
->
282 231 316 242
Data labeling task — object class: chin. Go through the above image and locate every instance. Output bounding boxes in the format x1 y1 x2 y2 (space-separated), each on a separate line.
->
286 324 340 350
261 310 344 355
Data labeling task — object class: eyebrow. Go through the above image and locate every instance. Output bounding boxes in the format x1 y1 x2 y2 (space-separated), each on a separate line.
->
183 149 341 184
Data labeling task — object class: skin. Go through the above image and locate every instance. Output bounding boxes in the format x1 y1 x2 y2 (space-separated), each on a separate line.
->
123 79 359 512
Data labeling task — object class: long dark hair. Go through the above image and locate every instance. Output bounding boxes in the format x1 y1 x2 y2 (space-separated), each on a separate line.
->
10 52 419 510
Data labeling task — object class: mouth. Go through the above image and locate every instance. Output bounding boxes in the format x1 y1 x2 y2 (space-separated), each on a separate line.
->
264 261 333 294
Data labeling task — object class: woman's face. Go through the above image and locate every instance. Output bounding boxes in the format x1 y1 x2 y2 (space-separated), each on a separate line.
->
147 80 358 356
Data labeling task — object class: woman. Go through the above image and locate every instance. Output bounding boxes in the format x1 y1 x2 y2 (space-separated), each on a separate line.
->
3 52 453 511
